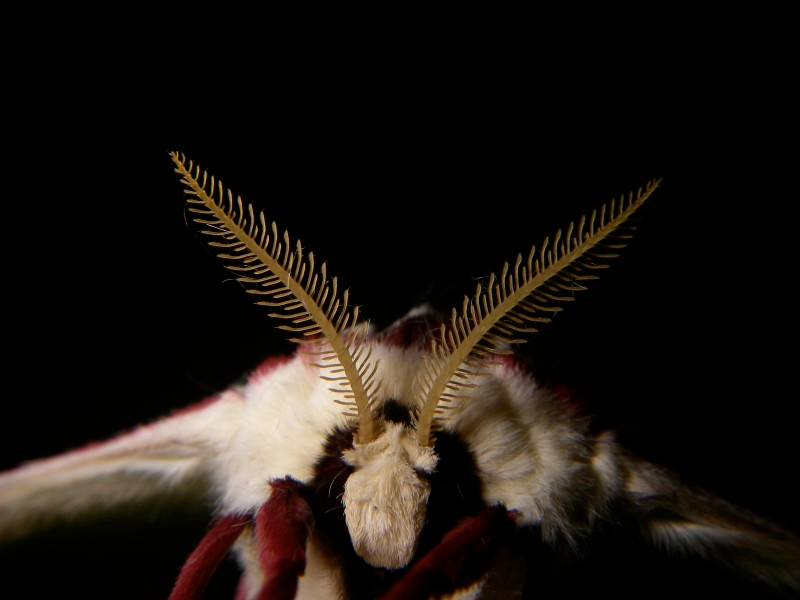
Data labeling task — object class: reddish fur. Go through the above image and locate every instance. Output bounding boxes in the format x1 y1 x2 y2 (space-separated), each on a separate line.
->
378 308 444 349
248 354 294 383
233 577 250 600
169 513 250 600
253 477 315 600
168 394 226 417
498 352 587 418
379 506 515 600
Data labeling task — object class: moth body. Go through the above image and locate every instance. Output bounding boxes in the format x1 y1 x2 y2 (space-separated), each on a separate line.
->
184 305 597 597
1 154 798 599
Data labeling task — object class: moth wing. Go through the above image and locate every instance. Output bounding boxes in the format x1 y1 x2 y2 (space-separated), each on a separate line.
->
615 447 800 594
0 389 244 544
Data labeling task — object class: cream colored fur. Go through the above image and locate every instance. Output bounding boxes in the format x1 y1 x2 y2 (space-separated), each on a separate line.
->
2 313 798 597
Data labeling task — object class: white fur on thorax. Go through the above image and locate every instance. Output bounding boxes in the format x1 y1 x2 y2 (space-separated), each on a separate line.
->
215 355 350 514
215 342 437 514
442 361 595 541
205 329 626 590
213 333 602 541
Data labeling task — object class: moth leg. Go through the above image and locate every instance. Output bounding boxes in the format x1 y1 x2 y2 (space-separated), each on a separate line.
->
380 505 515 600
169 512 251 600
253 476 315 600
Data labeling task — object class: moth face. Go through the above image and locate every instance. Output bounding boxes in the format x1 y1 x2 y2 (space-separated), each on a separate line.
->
341 421 438 569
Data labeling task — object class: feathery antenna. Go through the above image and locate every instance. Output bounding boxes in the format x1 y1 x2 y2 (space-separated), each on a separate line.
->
170 151 380 442
414 179 663 444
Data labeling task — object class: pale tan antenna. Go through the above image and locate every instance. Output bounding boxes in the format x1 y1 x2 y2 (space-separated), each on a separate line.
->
170 152 380 442
414 179 663 445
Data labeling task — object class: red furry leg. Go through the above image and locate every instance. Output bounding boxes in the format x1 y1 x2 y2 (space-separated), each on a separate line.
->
253 477 314 600
169 513 251 600
380 505 515 600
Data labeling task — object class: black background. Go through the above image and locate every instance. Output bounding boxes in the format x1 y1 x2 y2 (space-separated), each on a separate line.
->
1 22 797 599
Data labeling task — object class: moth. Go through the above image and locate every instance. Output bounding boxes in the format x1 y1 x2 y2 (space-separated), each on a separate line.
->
1 153 798 600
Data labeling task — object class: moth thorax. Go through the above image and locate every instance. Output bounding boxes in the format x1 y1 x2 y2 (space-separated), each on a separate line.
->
341 422 438 569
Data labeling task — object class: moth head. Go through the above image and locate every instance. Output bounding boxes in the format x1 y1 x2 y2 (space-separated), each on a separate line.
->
341 421 438 569
170 151 660 566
